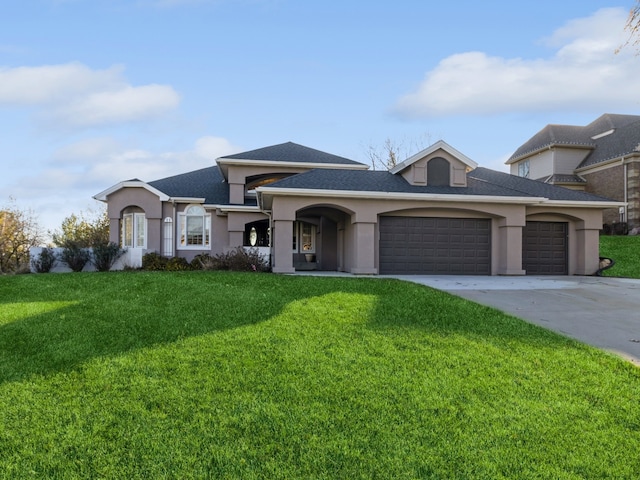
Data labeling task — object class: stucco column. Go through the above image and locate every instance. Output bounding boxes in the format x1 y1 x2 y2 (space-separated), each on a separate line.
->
575 227 600 275
495 212 526 276
272 219 295 274
351 222 377 275
497 224 525 275
109 217 120 245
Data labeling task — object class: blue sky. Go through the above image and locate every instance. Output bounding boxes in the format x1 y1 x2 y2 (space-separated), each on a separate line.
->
1 0 639 234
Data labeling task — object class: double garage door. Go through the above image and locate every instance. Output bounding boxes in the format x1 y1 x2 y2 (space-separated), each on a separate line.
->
379 217 491 275
379 217 568 275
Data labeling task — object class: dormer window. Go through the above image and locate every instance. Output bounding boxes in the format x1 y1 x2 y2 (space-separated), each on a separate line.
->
518 160 530 178
427 157 450 186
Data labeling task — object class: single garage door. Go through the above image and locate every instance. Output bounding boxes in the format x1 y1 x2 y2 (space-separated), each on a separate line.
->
522 221 568 275
379 217 491 275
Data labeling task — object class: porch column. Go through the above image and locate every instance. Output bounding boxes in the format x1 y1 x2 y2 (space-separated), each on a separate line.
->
272 219 295 274
496 214 525 276
575 227 600 275
351 221 377 275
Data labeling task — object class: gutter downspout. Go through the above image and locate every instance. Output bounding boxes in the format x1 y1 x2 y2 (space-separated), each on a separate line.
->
623 156 628 223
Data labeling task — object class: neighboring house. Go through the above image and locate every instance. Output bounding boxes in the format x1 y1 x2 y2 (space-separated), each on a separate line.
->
507 113 640 229
94 140 621 276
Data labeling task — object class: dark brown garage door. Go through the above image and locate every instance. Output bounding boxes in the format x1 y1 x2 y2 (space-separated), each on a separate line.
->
379 217 491 275
522 221 568 275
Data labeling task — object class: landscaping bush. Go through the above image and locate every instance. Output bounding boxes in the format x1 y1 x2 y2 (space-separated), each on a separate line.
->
142 252 169 271
30 247 57 273
166 256 192 271
203 247 270 272
92 242 126 272
190 253 212 270
60 242 91 272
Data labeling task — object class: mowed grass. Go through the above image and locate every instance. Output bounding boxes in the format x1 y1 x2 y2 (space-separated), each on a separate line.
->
600 235 640 278
1 272 640 479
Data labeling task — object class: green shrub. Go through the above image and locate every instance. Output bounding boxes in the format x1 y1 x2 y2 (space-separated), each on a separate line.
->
202 247 270 272
60 242 91 272
142 252 169 271
166 256 192 271
92 242 126 272
30 247 57 273
190 253 211 270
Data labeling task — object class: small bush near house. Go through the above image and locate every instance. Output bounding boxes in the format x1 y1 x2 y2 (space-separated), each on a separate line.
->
142 252 169 271
165 256 192 271
30 247 57 273
203 247 270 272
92 242 126 272
60 242 91 272
190 253 211 270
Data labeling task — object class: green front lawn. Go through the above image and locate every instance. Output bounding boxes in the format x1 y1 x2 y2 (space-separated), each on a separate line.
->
1 271 639 478
600 235 640 278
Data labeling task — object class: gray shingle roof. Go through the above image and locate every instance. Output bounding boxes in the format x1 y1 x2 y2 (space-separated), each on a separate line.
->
220 141 366 166
148 166 229 204
509 113 640 167
262 167 614 202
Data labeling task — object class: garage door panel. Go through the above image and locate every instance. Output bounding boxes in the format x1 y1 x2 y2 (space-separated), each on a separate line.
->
379 217 491 275
523 221 568 275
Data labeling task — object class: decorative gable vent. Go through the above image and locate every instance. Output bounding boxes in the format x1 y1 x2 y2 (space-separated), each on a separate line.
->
389 140 477 187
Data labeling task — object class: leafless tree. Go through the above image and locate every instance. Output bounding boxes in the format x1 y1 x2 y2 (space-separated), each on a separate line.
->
617 2 640 54
366 132 432 171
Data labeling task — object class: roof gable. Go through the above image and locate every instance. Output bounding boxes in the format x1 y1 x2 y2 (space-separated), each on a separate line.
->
390 140 477 174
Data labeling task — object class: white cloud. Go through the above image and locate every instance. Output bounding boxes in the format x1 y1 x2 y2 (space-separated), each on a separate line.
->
394 8 639 118
49 84 180 127
0 62 180 127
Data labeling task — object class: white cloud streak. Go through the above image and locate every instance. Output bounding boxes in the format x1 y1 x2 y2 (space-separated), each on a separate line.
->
394 8 639 118
0 62 180 127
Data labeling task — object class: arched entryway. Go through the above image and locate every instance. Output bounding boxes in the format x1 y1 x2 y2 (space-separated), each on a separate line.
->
294 206 350 272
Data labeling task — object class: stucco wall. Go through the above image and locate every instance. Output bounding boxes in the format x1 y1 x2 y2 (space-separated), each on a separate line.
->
265 194 603 276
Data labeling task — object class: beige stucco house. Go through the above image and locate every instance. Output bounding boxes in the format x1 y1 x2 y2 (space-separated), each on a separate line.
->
94 140 621 276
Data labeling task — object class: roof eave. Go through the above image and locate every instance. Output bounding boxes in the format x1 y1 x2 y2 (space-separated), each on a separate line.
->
216 158 369 171
257 186 544 205
506 143 595 165
93 181 170 202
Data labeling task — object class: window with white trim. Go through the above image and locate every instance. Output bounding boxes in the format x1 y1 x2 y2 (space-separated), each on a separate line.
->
518 159 530 178
122 212 146 248
178 205 211 249
292 221 316 253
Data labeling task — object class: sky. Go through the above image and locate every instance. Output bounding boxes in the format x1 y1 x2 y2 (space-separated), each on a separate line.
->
2 0 640 236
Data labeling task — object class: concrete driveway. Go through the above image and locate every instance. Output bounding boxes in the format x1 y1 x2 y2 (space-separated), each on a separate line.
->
387 275 640 365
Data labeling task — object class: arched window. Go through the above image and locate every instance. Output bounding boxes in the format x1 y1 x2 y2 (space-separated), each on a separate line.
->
178 205 211 248
122 209 146 248
427 157 450 186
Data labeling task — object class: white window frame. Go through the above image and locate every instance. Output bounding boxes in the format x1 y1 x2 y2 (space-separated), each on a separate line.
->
122 213 146 249
518 159 530 179
163 217 174 257
292 221 316 253
178 205 211 250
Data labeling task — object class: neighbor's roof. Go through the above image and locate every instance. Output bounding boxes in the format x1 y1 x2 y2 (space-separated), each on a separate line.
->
218 141 367 166
260 167 614 203
508 113 640 167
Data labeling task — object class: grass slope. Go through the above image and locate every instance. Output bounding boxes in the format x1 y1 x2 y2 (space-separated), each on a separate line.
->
600 235 640 278
1 271 639 479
